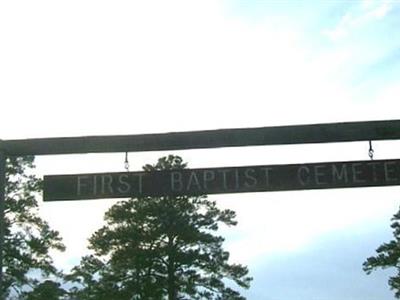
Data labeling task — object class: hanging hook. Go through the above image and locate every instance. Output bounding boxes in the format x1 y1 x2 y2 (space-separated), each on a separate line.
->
368 140 374 160
124 152 130 171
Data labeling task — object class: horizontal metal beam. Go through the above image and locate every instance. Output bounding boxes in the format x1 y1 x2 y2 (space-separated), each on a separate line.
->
1 120 400 156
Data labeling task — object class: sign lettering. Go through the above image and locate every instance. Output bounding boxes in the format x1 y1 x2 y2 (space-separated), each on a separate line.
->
43 159 400 201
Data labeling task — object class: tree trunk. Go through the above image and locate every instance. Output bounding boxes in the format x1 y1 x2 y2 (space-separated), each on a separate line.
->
167 236 177 300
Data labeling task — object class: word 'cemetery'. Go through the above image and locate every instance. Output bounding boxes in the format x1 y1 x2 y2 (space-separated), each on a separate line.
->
44 159 400 201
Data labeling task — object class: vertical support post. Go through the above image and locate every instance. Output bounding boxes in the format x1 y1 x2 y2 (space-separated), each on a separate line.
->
0 151 6 298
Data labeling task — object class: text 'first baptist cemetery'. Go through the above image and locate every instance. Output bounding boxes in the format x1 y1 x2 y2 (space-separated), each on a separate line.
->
43 159 400 201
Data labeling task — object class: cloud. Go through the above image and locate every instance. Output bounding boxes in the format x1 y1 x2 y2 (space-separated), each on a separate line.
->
1 0 398 140
324 1 393 41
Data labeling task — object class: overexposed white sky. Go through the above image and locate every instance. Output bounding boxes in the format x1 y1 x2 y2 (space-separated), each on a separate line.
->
1 1 400 299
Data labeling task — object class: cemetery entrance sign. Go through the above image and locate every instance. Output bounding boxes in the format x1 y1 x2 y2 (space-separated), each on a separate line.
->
44 159 400 201
3 119 400 292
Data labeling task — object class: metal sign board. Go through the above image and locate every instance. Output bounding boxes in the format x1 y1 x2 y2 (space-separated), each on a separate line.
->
43 159 400 201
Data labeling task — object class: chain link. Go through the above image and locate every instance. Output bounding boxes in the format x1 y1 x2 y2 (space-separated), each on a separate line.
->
124 152 130 171
368 140 374 160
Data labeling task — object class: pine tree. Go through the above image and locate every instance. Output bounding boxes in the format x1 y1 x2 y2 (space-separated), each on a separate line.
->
2 156 65 298
23 280 67 300
363 207 400 298
70 155 252 299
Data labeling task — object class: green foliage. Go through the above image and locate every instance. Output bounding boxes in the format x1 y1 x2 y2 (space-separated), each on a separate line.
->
23 280 66 300
69 155 252 300
3 156 65 298
363 208 400 298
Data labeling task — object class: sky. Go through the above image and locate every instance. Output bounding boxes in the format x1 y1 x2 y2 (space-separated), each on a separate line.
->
1 0 400 299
